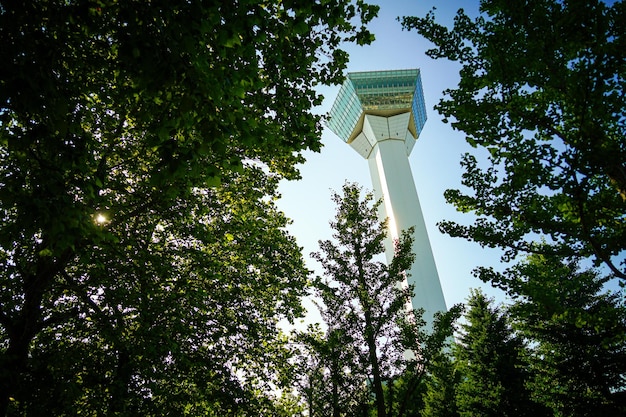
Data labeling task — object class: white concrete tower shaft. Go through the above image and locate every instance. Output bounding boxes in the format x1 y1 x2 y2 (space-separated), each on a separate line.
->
327 69 447 331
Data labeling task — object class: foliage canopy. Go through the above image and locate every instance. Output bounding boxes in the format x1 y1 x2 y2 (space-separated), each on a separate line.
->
403 1 626 415
0 0 378 414
402 0 626 279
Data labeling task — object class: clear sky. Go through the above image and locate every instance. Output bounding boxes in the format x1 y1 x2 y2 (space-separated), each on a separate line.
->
277 0 507 323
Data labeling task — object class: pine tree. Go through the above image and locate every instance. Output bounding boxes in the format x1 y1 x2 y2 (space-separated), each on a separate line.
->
504 254 626 416
454 290 547 417
421 353 460 417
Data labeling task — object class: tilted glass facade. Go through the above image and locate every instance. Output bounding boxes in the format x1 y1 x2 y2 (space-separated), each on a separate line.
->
327 69 427 143
326 76 361 144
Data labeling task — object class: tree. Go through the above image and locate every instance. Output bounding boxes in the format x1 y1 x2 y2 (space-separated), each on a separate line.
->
420 350 460 417
306 183 459 417
311 183 412 417
497 254 626 416
453 290 547 417
294 323 368 417
0 0 379 414
401 0 626 280
8 168 311 416
402 3 626 415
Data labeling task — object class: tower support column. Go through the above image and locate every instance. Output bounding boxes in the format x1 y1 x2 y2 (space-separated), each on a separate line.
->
368 139 446 330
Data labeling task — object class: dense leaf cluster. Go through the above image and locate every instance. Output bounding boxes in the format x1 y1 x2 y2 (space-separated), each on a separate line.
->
402 0 626 279
399 1 626 416
0 0 378 414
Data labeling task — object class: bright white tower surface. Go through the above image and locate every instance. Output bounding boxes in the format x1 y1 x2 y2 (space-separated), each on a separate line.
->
327 69 447 330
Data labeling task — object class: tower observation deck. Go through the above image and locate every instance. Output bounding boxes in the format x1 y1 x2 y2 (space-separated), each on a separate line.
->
327 69 447 330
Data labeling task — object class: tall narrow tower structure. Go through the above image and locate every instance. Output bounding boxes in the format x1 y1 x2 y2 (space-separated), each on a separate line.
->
327 69 447 330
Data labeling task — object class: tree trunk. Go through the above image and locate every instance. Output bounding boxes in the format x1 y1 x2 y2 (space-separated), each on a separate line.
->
354 237 387 417
0 249 72 416
0 277 46 417
0 342 29 417
364 309 386 417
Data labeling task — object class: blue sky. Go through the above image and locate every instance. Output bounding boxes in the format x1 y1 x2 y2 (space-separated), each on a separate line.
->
277 0 507 321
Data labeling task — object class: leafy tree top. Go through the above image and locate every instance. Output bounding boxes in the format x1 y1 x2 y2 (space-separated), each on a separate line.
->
402 0 626 279
0 1 380 414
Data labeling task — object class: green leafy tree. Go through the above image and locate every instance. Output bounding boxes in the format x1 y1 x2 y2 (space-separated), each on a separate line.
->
311 183 412 417
9 168 311 416
420 351 460 417
294 323 368 417
0 0 378 414
307 183 459 417
403 3 626 415
497 254 626 416
401 0 626 280
388 307 461 417
453 290 546 417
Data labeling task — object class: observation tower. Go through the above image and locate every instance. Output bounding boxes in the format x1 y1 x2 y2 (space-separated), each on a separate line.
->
327 69 447 330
